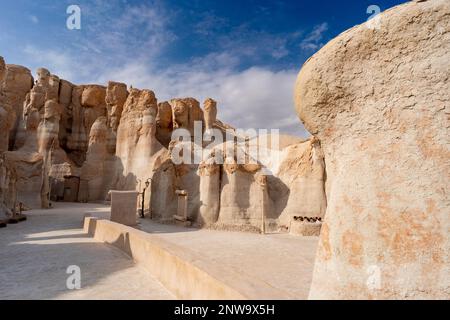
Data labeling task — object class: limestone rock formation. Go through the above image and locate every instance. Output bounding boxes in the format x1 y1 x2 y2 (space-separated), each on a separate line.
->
0 56 329 240
155 101 174 148
203 98 217 130
0 57 5 81
295 0 449 299
0 155 14 220
0 63 33 151
81 85 107 138
106 81 128 134
273 137 327 227
115 88 163 190
78 117 109 202
4 107 43 208
170 98 204 137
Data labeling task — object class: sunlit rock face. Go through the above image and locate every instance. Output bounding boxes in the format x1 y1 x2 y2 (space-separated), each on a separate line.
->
0 63 33 151
295 0 449 299
0 55 328 236
115 88 164 191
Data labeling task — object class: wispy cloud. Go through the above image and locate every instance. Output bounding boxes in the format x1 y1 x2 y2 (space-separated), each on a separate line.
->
96 57 307 137
300 22 329 51
29 15 39 24
21 1 313 137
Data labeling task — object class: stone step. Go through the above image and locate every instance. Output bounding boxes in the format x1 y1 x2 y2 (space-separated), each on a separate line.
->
83 216 293 300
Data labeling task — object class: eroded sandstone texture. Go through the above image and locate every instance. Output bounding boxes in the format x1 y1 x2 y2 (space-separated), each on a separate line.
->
295 0 449 299
0 52 327 233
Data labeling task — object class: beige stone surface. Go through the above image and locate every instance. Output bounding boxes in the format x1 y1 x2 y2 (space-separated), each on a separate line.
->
203 98 217 130
295 0 449 299
106 81 128 133
4 107 43 208
170 97 204 137
86 210 319 300
115 88 163 191
78 117 109 202
0 203 174 300
0 63 33 151
0 57 328 238
155 101 173 148
109 190 139 226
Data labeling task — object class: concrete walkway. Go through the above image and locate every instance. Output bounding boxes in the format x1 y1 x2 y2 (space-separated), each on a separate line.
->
0 203 174 300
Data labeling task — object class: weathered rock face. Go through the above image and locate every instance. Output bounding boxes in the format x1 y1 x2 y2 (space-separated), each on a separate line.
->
115 88 163 190
155 101 174 148
274 137 327 227
4 108 43 208
78 117 109 202
0 63 33 151
218 160 267 231
198 160 221 225
106 81 128 133
295 0 449 299
81 85 107 139
0 155 14 219
203 98 217 130
0 57 5 81
170 98 204 137
0 57 329 238
58 79 74 151
66 85 87 165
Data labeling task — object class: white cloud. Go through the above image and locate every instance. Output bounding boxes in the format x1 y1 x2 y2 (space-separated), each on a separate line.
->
300 22 329 51
21 1 311 138
96 58 309 137
29 15 39 24
23 45 80 80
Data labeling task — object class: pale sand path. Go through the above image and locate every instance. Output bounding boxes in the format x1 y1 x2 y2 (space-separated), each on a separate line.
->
0 203 174 300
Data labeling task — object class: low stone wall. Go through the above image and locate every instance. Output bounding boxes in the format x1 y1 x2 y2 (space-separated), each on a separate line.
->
83 216 291 300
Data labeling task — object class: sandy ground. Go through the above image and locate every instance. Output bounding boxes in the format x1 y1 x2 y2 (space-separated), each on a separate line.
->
0 203 174 300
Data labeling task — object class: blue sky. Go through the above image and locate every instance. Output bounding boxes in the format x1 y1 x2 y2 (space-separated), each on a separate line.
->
0 0 408 137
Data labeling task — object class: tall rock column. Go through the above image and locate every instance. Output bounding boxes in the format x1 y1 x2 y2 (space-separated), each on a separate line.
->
0 62 33 151
198 160 221 226
116 88 163 190
78 117 108 202
295 0 449 299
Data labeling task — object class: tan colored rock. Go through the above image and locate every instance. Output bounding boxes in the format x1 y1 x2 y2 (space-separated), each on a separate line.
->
66 85 88 165
170 98 204 137
150 149 178 221
0 57 5 83
0 64 33 150
294 0 449 299
58 79 74 150
78 117 109 202
4 108 43 208
0 104 14 153
203 98 217 130
81 85 107 137
106 81 128 132
115 88 163 191
0 155 13 219
197 160 221 225
109 190 139 226
274 137 327 227
155 101 173 148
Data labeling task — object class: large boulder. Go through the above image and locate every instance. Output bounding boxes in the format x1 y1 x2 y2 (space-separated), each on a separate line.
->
295 0 449 299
